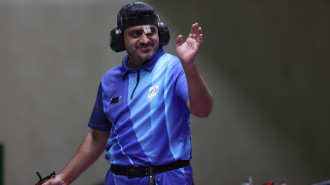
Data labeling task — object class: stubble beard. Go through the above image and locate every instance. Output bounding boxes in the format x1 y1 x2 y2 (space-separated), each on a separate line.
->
135 44 159 62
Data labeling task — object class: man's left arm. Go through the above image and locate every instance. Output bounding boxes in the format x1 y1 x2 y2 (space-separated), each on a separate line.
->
176 23 213 118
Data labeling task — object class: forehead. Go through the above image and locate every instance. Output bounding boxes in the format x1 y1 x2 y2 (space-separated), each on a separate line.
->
124 24 157 33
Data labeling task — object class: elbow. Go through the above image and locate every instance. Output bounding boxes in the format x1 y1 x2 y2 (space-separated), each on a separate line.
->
188 93 213 118
203 109 213 118
192 100 213 118
196 107 212 118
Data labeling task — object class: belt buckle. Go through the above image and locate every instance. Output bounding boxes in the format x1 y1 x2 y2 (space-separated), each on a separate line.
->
148 167 155 185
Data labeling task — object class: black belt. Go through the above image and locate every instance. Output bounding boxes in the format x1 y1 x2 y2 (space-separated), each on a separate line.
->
111 160 190 178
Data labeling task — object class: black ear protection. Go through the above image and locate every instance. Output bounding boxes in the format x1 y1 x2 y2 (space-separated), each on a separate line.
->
109 16 170 53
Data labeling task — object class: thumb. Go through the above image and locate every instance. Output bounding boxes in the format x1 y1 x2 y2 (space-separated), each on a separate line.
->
176 35 183 48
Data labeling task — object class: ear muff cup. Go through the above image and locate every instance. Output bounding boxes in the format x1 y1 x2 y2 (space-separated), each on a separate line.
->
109 22 170 53
158 22 170 47
109 28 125 53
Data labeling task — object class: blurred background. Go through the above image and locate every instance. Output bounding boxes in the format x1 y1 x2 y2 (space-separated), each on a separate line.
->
0 0 329 184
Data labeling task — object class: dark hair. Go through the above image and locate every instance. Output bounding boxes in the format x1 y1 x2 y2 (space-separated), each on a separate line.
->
117 2 158 28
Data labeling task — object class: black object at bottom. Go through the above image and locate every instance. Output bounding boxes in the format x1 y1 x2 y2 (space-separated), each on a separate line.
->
35 171 56 185
111 160 190 178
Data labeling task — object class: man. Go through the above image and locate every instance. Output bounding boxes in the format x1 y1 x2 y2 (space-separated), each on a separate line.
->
43 2 212 185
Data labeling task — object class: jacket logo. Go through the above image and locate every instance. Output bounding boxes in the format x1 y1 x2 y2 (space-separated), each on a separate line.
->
148 86 158 100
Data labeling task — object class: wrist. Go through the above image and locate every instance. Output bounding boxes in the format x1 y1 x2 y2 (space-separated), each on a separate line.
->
56 173 68 185
60 181 67 185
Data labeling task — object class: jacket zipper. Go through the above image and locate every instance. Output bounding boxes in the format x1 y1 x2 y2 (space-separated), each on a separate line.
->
130 70 140 99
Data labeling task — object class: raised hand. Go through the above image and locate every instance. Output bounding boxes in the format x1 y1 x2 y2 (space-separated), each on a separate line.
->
176 23 203 65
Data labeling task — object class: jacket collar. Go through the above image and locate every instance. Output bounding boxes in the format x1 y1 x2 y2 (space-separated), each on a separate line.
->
121 47 165 76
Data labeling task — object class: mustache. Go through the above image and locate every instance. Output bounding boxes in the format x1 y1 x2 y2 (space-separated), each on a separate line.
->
137 42 154 48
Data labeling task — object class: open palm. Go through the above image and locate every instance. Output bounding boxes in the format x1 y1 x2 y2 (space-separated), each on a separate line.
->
176 23 203 65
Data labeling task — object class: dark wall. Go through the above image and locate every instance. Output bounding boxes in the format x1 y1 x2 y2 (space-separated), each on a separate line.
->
149 0 330 184
1 0 329 184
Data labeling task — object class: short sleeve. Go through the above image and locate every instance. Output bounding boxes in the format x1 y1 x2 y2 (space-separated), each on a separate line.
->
174 62 189 104
88 83 112 131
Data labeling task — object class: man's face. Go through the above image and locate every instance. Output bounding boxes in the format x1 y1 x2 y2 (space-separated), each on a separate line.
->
123 24 159 65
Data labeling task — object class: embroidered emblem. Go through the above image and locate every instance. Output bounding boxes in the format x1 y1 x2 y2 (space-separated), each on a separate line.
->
148 86 158 100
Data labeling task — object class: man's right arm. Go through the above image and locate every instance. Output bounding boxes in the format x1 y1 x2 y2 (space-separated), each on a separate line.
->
43 129 110 185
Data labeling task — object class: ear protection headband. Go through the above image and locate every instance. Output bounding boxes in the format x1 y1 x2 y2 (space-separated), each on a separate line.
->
109 15 170 52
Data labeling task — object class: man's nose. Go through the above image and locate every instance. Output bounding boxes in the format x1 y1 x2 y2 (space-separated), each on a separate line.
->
139 33 150 43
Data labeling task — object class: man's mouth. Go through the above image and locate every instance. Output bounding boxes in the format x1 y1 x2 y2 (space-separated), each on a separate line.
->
137 42 154 49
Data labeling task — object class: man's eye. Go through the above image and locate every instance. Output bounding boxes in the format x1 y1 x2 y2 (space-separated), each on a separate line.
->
146 29 156 36
129 32 138 38
129 31 142 38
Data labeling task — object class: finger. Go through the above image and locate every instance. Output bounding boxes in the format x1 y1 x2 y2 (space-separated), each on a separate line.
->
189 23 198 39
193 25 203 45
176 35 183 47
197 26 202 36
197 27 203 42
193 23 203 41
197 33 203 46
